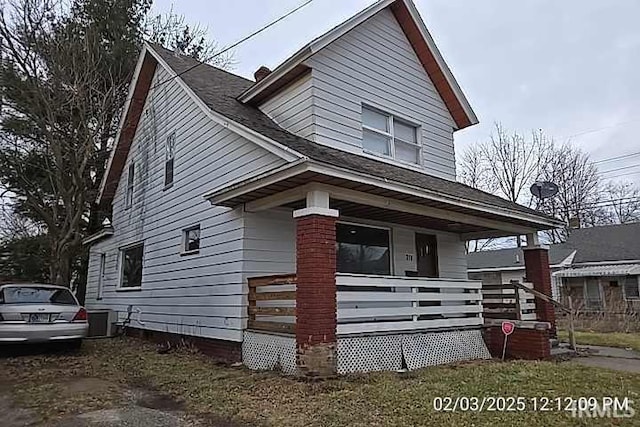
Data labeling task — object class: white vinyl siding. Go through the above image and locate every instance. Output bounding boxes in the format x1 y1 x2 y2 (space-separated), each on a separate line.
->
243 209 468 281
304 8 457 180
259 72 315 140
85 66 287 342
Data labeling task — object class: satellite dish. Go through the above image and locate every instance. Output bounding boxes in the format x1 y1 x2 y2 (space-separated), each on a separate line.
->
530 181 559 199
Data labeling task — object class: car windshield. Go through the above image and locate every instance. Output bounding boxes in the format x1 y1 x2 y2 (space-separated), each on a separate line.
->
0 286 77 305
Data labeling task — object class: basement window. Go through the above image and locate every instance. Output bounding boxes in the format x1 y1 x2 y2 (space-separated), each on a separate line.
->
361 105 421 164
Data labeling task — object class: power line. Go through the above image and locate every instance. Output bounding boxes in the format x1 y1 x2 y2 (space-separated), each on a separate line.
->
602 170 640 180
593 150 640 165
600 163 640 175
149 0 313 92
558 118 640 141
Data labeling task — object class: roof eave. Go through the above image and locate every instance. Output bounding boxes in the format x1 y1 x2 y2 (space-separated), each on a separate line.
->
396 0 478 128
205 158 562 231
97 45 151 205
82 227 114 246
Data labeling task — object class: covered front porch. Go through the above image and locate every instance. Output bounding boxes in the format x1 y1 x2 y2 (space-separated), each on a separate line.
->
206 162 562 375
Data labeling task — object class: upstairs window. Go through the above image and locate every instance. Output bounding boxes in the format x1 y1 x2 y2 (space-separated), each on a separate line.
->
126 162 135 208
165 132 176 187
361 105 420 164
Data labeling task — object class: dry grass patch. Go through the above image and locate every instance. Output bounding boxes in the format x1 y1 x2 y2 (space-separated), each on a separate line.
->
1 337 639 426
558 330 640 352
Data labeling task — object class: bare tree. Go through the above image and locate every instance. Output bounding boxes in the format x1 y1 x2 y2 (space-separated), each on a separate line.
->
601 181 640 224
479 124 552 205
0 0 229 293
458 123 553 247
145 9 234 68
533 143 602 242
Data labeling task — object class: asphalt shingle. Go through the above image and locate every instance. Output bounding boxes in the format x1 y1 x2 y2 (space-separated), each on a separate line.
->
467 222 640 269
150 44 554 221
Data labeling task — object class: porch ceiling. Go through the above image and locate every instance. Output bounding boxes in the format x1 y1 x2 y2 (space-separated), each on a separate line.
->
206 163 560 239
285 198 488 234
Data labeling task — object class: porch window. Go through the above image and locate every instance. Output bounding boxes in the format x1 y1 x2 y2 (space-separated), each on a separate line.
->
119 244 144 289
336 223 390 275
361 105 420 164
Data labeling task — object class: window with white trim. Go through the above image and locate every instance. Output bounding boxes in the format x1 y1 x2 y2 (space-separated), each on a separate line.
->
125 162 135 208
164 131 176 187
361 105 421 164
119 244 143 289
182 225 201 254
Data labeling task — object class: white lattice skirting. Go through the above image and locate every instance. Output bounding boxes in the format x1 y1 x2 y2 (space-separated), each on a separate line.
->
242 329 490 375
336 329 491 374
242 331 297 375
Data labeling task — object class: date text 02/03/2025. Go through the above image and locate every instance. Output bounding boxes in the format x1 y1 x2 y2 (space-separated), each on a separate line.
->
433 396 635 417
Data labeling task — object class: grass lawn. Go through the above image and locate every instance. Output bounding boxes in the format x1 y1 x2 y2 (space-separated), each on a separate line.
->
1 337 639 426
558 330 640 352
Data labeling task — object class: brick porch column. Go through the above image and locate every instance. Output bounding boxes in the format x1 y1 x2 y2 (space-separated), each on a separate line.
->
293 190 339 376
524 233 556 338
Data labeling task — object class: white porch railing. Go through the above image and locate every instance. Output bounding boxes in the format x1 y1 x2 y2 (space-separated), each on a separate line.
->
336 273 483 335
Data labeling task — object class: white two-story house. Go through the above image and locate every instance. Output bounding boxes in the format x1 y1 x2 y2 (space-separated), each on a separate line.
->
85 0 561 375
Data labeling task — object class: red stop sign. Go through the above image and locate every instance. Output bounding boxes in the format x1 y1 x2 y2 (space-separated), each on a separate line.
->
501 321 515 336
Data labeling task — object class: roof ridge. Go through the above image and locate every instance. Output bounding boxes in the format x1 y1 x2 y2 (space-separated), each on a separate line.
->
146 41 255 85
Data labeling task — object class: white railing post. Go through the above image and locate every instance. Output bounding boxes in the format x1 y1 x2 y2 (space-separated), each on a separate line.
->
412 287 418 322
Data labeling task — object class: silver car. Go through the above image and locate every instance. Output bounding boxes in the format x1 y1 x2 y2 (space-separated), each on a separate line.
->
0 284 88 347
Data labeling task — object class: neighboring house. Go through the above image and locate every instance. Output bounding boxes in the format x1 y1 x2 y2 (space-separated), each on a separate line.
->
468 246 576 299
84 0 560 374
467 223 640 311
553 223 640 312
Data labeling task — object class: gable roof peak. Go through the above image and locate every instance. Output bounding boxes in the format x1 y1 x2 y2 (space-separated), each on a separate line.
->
237 0 478 130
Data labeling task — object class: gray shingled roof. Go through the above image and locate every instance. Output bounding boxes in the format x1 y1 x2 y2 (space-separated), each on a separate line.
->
150 44 555 222
467 222 640 269
467 245 575 270
563 223 640 263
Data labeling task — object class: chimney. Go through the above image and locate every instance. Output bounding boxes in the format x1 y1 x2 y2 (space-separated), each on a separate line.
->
254 66 272 82
569 217 581 229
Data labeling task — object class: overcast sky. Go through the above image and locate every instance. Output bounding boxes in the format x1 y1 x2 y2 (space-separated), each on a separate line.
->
151 0 640 183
